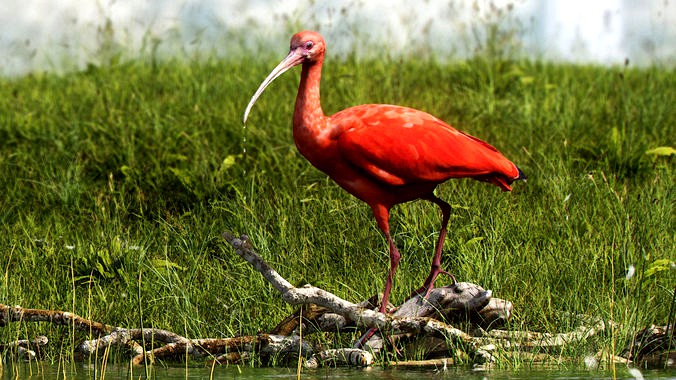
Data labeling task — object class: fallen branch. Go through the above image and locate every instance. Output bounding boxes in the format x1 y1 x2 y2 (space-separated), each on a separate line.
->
0 304 112 333
1 232 669 369
305 348 374 368
622 324 675 368
0 335 48 361
223 232 505 363
222 232 478 350
220 232 621 366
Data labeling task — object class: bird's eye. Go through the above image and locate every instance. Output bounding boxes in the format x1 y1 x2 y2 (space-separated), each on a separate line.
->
305 41 314 49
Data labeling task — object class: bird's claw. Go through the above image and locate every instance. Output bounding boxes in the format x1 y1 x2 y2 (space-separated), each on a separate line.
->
410 269 457 299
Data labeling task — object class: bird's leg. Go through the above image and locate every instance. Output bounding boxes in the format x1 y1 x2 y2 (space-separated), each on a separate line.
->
368 204 400 314
412 195 456 298
381 229 400 313
354 229 400 348
354 205 400 349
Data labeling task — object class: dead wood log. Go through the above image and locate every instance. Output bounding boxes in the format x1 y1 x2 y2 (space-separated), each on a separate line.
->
222 232 476 342
270 296 382 336
3 231 661 368
221 232 627 366
362 281 509 352
0 304 112 333
0 335 48 361
621 324 675 369
0 303 315 366
305 348 374 368
222 231 489 363
0 301 610 368
473 319 606 351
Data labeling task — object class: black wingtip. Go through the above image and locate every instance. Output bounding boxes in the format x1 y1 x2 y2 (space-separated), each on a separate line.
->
516 166 527 181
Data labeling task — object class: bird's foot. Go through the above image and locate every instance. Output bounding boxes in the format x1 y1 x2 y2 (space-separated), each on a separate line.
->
440 269 457 285
410 269 457 299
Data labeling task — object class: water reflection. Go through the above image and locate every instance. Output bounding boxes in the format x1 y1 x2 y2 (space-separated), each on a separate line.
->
2 362 675 380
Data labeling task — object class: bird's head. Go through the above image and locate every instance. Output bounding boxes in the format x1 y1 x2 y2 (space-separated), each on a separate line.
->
243 31 326 124
289 30 326 63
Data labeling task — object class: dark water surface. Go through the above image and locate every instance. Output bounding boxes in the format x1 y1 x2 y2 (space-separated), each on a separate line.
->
2 363 674 379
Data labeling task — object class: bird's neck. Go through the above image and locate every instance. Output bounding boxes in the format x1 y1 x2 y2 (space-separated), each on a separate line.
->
293 60 327 134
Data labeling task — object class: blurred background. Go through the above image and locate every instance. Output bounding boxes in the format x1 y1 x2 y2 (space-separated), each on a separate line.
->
1 0 675 76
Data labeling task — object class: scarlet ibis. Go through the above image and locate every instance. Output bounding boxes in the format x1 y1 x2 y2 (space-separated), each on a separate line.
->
243 31 524 316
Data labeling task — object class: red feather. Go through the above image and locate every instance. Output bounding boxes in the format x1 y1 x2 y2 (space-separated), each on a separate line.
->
334 104 519 187
243 31 525 328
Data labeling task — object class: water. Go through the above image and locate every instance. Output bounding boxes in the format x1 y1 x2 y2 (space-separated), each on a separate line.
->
2 363 675 380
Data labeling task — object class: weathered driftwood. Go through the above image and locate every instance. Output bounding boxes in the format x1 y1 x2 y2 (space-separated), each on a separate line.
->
222 232 488 362
621 324 675 369
221 232 644 367
473 314 606 350
0 303 317 366
0 232 512 366
2 232 669 368
305 348 374 368
271 298 380 336
0 335 48 361
77 327 290 366
0 303 112 333
361 281 499 351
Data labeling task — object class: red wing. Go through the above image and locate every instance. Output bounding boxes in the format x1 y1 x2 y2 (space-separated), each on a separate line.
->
332 104 515 187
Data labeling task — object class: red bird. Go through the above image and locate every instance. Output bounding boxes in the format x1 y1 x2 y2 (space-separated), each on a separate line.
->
243 31 524 316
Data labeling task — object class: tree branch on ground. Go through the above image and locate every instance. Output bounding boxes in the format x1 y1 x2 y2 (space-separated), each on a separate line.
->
0 232 670 369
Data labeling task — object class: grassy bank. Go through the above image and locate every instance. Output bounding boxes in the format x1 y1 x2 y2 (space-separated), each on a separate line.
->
0 56 673 365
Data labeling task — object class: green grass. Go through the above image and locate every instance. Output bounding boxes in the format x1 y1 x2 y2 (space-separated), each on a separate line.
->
0 55 673 366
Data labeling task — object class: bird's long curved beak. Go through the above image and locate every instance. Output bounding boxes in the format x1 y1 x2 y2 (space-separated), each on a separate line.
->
242 48 305 124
